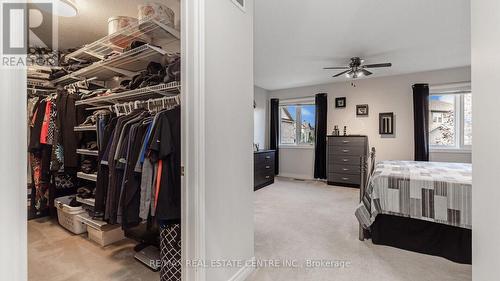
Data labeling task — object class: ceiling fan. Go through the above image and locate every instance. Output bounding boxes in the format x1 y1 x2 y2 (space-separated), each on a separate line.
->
324 57 392 78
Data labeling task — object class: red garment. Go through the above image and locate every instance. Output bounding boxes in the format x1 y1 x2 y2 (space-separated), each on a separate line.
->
154 160 163 211
39 100 52 144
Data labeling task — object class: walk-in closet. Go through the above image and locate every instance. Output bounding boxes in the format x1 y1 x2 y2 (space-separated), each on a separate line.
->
27 1 182 280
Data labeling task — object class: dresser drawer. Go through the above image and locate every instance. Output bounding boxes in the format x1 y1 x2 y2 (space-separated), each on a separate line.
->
330 155 361 165
328 137 366 147
330 173 361 186
328 145 365 156
255 170 274 187
255 152 275 164
330 164 360 175
255 163 274 173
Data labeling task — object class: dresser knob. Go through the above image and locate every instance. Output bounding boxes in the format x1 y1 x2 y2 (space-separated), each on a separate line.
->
342 140 350 143
342 168 349 171
342 149 349 153
265 176 271 179
342 177 349 181
265 156 271 159
265 166 270 169
343 159 349 162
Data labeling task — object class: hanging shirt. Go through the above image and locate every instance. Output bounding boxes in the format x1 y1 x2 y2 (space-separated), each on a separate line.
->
147 107 181 223
39 99 52 144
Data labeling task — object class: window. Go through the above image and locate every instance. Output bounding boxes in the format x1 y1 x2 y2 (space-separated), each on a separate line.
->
429 92 472 150
279 103 316 146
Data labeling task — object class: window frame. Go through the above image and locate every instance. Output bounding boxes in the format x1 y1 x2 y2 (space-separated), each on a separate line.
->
278 99 316 149
429 90 472 152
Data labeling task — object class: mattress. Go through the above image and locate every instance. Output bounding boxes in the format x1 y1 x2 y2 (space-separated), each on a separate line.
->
355 161 472 230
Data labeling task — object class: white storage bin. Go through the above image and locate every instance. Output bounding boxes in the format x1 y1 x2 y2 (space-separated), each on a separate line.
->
77 213 125 247
87 225 125 247
55 196 87 235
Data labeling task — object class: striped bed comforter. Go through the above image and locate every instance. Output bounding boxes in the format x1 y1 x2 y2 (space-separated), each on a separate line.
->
355 161 472 230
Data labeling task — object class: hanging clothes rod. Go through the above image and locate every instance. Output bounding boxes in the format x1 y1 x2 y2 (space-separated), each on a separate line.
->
85 94 181 113
27 88 54 93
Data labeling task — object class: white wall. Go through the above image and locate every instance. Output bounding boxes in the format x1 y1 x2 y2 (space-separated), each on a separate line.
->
472 0 500 279
268 67 471 179
254 86 269 149
0 69 27 281
278 147 315 179
204 0 255 280
430 151 471 163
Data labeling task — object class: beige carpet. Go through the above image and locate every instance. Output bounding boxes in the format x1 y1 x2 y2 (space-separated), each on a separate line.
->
28 217 159 281
247 178 472 281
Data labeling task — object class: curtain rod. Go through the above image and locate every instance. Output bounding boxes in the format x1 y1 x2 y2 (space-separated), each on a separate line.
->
429 81 471 87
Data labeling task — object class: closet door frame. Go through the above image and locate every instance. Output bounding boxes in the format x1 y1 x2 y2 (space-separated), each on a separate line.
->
182 0 206 280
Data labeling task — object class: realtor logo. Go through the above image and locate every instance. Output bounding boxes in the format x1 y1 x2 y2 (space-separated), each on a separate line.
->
1 0 58 68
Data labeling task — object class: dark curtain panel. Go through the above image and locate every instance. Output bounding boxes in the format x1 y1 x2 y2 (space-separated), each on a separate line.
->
314 93 328 179
413 83 430 161
270 99 280 175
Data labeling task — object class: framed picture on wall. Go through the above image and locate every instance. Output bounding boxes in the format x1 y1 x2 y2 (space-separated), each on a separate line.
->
356 104 369 116
379 112 394 135
335 97 346 108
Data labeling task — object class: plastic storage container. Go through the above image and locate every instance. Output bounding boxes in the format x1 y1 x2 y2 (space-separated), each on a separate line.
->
77 213 125 247
108 16 140 49
55 196 87 234
138 2 175 26
108 16 138 35
87 225 125 247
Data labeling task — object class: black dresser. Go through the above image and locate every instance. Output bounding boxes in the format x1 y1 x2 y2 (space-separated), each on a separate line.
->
327 136 368 188
254 150 275 191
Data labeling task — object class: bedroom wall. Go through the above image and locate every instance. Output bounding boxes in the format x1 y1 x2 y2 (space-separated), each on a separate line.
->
254 86 269 150
204 0 255 280
472 0 500 279
268 66 471 179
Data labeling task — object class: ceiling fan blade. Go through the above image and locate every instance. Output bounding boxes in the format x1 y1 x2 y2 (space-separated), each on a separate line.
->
333 70 350 77
360 69 373 76
363 63 392 68
323 66 350 70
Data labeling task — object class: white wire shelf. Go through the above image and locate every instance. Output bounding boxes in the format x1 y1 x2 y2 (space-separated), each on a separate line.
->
77 149 99 156
76 82 181 107
28 78 53 88
66 16 180 62
52 44 168 86
77 172 97 182
74 125 97 132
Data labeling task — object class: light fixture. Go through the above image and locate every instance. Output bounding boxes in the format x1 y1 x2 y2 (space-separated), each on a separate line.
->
33 0 78 17
56 0 78 17
346 68 371 79
345 70 355 78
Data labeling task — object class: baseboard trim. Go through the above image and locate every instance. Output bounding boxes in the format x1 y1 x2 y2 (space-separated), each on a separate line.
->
227 257 256 281
278 172 314 181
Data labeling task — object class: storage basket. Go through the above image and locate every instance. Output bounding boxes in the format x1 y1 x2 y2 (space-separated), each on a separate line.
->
55 196 87 235
160 223 181 281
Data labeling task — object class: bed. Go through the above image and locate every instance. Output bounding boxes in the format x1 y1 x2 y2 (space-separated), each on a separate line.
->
355 158 472 264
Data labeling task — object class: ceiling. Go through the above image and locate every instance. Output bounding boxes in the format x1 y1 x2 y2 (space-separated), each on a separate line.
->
54 0 180 49
254 0 471 91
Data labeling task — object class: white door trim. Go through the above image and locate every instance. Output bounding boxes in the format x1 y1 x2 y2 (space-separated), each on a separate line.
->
181 0 206 280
